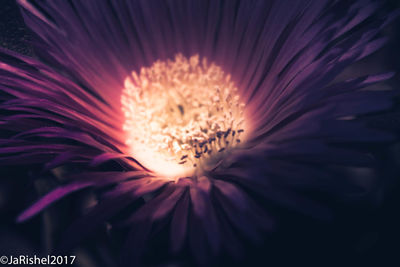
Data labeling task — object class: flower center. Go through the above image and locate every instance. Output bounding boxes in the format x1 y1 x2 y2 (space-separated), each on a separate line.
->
121 54 245 178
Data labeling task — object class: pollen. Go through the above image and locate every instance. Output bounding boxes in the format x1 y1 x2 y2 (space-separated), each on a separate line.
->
121 54 246 178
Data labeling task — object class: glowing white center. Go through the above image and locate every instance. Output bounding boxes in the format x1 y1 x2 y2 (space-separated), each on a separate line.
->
121 54 245 178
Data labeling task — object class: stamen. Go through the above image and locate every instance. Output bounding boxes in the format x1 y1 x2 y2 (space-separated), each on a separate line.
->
121 54 246 178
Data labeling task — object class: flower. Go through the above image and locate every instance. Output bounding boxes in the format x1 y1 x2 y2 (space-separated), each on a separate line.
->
0 0 397 265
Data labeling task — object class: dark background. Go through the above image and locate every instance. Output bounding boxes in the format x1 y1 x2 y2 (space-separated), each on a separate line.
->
1 0 400 266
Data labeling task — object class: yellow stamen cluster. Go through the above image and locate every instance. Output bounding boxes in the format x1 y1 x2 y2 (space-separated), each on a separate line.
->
121 54 245 178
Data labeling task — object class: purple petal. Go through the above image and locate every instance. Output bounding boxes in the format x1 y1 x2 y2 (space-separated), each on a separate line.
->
17 181 93 222
170 190 190 253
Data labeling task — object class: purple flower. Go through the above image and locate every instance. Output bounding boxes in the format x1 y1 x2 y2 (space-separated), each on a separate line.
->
0 0 397 265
